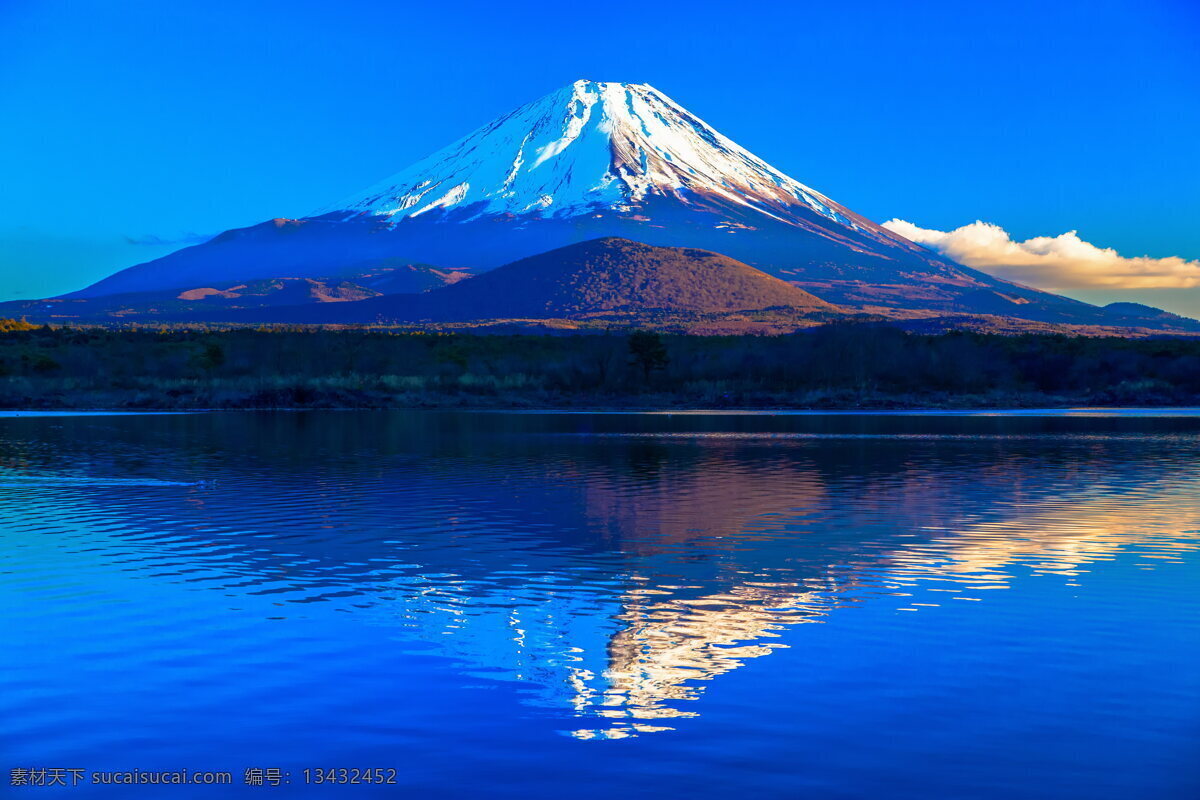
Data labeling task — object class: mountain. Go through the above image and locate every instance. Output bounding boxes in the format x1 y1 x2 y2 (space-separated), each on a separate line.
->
220 238 839 326
46 80 1196 332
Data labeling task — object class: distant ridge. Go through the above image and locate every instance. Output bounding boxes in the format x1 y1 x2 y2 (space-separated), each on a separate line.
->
1100 302 1200 329
0 262 467 322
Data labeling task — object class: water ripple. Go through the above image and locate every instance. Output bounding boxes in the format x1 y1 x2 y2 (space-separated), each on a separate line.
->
2 411 1198 798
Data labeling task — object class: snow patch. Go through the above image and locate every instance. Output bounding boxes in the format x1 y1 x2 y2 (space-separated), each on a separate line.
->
410 182 470 217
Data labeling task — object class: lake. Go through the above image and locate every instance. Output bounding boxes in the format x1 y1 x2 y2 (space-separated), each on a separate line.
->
2 410 1198 798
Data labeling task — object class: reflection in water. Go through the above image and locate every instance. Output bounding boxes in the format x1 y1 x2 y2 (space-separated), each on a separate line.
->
2 411 1199 796
571 466 1200 736
581 582 827 737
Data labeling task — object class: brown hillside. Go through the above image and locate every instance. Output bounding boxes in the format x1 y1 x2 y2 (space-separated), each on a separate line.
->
352 237 838 323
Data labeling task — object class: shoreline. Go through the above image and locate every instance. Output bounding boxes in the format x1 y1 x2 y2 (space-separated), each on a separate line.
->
4 400 1200 415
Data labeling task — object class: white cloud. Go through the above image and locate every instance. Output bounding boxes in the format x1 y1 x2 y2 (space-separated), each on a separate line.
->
882 219 1200 290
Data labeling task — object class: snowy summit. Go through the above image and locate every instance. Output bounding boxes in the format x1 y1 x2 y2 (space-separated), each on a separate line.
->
321 80 861 231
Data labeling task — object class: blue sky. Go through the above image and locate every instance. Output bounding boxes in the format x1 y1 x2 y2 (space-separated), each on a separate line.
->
2 0 1198 313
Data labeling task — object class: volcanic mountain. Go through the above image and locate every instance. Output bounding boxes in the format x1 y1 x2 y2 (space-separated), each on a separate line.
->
50 80 1193 331
232 238 838 325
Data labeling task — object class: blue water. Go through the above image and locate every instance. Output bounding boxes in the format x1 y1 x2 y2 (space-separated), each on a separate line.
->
2 411 1198 798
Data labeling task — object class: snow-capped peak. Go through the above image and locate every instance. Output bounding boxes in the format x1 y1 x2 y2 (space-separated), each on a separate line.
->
319 80 862 231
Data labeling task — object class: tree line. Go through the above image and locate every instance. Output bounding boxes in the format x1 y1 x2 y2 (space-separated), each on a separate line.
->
0 321 1197 408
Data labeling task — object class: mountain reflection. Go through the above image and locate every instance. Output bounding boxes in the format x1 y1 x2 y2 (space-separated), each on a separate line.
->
573 581 828 737
569 478 1200 737
2 411 1198 739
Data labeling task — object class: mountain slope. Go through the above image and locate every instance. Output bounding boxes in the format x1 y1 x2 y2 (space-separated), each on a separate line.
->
233 238 838 324
1 262 467 322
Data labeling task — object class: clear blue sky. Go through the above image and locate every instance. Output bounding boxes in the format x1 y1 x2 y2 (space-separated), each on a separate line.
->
2 0 1198 311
